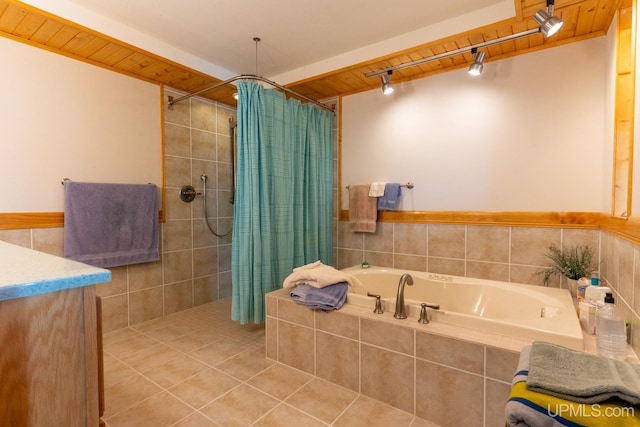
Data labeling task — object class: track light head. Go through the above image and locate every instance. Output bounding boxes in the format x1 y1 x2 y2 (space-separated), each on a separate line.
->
381 71 394 95
534 0 563 37
468 48 485 76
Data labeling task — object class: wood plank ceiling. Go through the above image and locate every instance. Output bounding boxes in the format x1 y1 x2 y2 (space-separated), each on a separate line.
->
0 0 623 109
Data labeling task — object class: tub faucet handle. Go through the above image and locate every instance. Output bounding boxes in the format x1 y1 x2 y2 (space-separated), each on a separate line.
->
367 293 384 314
419 302 440 324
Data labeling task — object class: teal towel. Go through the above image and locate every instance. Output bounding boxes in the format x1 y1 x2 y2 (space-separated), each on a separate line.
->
527 341 640 405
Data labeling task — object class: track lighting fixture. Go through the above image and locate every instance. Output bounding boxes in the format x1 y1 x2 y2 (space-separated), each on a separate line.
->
381 71 394 95
534 0 563 37
468 48 485 76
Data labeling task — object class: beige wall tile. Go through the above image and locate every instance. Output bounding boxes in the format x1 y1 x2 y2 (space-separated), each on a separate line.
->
217 134 233 164
191 129 216 161
315 331 359 392
218 243 232 272
0 229 31 247
466 261 509 281
485 379 511 427
163 220 193 252
163 250 193 284
101 294 129 333
191 99 216 132
278 320 315 374
164 156 191 189
394 254 427 272
164 280 194 315
634 246 640 315
510 227 560 266
193 246 218 277
218 271 232 298
618 238 634 303
416 332 483 374
562 229 600 258
128 260 163 292
193 275 217 306
361 318 414 355
394 223 427 256
129 287 164 325
338 221 364 250
467 226 509 263
415 359 483 426
364 222 393 252
428 224 465 258
265 294 278 317
164 90 190 126
192 160 216 191
32 227 64 256
218 162 233 190
265 316 277 360
216 107 236 136
428 257 465 276
315 310 359 340
510 264 544 286
278 299 315 327
192 219 217 248
361 344 414 413
165 190 192 220
337 249 364 269
486 346 520 383
96 266 127 297
364 251 393 268
164 123 190 157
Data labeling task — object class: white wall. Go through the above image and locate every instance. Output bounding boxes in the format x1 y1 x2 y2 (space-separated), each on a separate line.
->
342 37 610 212
0 37 162 213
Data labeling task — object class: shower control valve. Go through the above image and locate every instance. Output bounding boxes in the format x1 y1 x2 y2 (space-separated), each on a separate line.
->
179 185 201 203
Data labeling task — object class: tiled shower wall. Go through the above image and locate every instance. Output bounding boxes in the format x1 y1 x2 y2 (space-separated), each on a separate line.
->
0 89 235 333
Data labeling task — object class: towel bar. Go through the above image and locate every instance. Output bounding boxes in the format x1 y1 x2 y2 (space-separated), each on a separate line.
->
346 182 414 190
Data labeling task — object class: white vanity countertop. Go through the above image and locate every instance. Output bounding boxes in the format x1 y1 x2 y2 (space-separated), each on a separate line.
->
0 241 111 301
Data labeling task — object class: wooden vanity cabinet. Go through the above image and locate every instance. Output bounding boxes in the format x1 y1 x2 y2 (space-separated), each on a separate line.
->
0 285 101 426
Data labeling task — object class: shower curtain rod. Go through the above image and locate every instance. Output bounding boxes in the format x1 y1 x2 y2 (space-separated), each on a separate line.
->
167 74 335 113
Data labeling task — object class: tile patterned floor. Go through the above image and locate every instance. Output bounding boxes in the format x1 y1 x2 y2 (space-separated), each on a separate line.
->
103 299 440 427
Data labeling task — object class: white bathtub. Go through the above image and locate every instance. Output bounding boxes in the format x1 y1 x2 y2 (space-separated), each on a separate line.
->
343 265 584 350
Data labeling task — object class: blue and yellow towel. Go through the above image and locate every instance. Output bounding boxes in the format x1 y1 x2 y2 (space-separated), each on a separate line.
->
506 345 640 427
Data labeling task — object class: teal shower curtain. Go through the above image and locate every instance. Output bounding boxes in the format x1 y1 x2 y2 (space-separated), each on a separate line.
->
231 81 333 324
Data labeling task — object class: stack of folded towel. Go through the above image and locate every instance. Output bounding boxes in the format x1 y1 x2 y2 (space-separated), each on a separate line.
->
283 261 363 311
506 341 640 427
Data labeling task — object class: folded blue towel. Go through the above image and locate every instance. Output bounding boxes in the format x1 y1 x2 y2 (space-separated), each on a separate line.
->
377 183 402 210
290 282 348 311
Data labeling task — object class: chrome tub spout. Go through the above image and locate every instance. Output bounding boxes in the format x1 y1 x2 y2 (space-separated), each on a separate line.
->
394 273 414 319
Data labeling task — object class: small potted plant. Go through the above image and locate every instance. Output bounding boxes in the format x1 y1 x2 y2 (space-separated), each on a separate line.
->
535 244 594 294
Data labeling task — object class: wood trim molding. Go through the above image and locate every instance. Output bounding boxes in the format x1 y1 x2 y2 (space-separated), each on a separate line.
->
0 212 64 230
338 210 601 228
0 211 165 230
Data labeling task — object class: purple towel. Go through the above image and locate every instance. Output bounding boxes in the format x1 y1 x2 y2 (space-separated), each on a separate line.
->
377 183 402 210
64 181 159 268
290 282 348 311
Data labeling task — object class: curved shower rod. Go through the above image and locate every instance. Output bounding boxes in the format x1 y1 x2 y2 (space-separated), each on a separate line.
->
167 73 335 113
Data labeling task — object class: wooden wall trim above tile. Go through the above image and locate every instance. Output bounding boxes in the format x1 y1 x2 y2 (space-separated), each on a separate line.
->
339 210 602 228
0 211 165 230
0 212 64 230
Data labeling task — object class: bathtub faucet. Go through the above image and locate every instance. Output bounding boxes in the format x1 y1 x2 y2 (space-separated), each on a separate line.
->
394 273 414 319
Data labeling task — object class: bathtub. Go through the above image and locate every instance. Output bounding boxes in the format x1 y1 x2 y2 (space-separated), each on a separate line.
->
343 265 584 350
